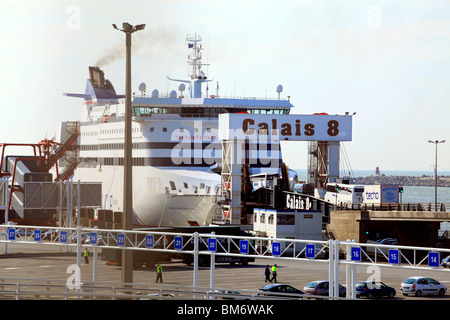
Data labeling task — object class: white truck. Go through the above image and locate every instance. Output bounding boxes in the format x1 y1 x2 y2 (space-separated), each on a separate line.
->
363 185 399 205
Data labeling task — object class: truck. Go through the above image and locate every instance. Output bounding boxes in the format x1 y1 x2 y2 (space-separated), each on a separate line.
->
362 185 399 206
102 225 255 268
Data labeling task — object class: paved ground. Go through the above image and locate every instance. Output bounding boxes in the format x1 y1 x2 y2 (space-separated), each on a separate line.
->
0 242 449 301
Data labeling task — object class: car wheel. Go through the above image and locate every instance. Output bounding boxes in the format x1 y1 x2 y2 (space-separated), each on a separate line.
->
367 292 373 299
438 288 445 296
388 291 395 298
415 290 422 297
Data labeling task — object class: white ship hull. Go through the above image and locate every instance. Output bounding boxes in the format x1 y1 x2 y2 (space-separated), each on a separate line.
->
73 164 221 226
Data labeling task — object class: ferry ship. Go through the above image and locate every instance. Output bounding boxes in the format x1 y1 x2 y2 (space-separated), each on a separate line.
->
62 34 294 227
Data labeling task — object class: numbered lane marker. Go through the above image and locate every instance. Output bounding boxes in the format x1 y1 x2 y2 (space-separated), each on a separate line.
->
272 242 281 256
145 235 154 248
240 240 249 254
208 238 217 252
306 244 316 259
388 249 399 264
351 247 361 262
174 236 183 250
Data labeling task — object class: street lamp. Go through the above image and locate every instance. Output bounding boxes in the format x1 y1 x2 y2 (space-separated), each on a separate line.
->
113 22 145 285
428 139 445 210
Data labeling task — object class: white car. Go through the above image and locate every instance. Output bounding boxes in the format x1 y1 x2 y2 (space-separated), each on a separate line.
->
400 277 447 297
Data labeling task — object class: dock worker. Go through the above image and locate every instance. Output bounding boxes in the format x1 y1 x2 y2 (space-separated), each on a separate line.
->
270 264 278 283
265 265 271 282
155 264 163 283
84 248 89 264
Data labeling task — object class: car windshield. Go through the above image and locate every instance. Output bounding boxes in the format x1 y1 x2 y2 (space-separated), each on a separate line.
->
356 283 366 288
403 278 416 284
305 282 318 288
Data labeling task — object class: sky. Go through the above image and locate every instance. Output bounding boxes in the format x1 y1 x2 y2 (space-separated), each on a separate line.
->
0 0 449 174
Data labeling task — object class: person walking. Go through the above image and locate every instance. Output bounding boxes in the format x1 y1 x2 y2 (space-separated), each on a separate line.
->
270 264 278 283
84 248 89 264
155 264 163 283
264 265 271 282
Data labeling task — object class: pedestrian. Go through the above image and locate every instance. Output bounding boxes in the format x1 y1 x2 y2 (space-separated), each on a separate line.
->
155 264 163 283
270 264 278 283
264 265 271 282
84 248 89 264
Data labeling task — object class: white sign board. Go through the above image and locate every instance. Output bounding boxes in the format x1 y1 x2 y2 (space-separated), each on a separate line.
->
218 114 352 141
363 185 399 204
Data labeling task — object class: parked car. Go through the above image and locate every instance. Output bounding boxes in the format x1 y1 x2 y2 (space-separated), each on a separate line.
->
400 277 447 297
303 280 346 297
441 255 450 268
258 284 304 299
376 238 398 245
356 281 396 298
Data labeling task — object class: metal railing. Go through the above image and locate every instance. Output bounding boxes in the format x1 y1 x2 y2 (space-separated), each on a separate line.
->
0 277 335 300
334 202 449 211
1 224 450 300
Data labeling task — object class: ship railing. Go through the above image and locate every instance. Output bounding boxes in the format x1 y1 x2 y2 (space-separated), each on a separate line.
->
333 202 450 212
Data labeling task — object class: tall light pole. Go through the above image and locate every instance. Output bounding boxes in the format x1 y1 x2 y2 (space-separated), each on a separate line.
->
113 22 145 285
428 139 445 210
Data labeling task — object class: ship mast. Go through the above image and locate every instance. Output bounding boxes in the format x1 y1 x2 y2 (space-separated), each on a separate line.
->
168 33 212 98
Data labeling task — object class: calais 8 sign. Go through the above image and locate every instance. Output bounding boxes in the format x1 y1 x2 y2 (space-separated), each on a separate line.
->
218 114 352 142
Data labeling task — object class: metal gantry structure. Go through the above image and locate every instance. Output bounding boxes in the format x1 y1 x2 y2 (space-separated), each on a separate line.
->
1 224 450 299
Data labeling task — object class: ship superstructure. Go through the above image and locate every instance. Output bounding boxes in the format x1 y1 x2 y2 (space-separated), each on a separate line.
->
63 34 293 227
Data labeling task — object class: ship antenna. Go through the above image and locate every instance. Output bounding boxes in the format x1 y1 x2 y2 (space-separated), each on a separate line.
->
167 33 213 98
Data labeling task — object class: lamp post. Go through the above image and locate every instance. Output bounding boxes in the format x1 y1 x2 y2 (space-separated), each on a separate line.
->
113 22 145 285
428 139 445 210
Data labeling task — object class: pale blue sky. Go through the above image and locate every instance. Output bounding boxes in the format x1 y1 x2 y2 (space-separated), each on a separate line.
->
0 0 449 172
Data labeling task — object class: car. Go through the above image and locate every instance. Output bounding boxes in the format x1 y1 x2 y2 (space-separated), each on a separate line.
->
441 255 450 268
400 277 447 297
303 280 346 297
376 238 398 245
258 284 304 299
356 281 396 299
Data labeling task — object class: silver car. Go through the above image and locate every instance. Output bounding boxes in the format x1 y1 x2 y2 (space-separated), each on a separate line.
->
303 280 346 297
400 277 447 297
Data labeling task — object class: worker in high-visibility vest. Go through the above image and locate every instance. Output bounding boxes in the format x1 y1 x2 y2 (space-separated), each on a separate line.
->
155 264 163 283
84 248 89 264
270 264 278 283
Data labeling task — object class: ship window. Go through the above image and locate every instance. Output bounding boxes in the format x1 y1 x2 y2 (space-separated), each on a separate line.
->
169 181 176 190
200 183 205 189
163 127 167 132
150 127 154 132
183 182 188 189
